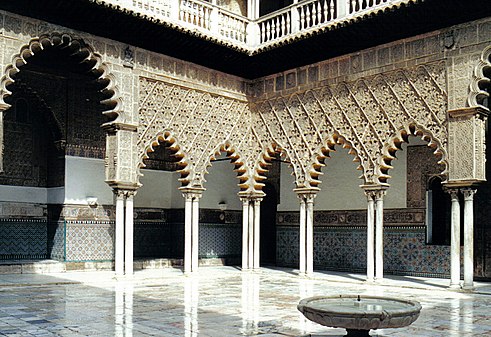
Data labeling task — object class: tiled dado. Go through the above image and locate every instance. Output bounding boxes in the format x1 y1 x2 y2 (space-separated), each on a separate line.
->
276 209 450 277
0 219 48 260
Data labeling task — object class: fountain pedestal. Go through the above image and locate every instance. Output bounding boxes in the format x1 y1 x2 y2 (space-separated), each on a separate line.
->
297 295 421 337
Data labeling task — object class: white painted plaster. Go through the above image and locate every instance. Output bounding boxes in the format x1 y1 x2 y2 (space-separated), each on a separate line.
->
64 156 113 205
136 169 177 208
201 159 242 210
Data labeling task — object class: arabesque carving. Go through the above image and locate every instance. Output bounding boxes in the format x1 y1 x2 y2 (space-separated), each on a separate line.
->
251 61 448 189
138 77 252 190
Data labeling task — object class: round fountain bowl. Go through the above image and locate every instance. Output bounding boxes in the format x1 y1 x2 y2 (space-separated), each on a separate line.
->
298 295 421 332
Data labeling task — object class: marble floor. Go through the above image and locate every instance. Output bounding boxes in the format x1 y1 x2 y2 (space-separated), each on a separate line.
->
1 266 491 336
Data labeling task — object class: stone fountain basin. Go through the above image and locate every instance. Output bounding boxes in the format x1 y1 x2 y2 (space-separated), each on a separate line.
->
297 295 422 331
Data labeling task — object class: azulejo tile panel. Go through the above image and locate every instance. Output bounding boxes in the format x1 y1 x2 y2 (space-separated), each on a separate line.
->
65 221 114 262
277 224 451 277
48 221 65 261
199 223 242 258
0 219 48 259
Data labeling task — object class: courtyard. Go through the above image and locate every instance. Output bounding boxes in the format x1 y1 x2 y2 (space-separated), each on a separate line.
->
1 266 491 336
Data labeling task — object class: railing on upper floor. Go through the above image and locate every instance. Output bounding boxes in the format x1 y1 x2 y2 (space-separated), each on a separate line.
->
99 0 403 49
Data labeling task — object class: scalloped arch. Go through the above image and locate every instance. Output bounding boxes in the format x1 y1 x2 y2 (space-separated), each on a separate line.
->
307 132 366 189
378 122 448 185
138 130 191 187
468 45 491 108
201 141 250 192
0 32 122 120
251 142 298 194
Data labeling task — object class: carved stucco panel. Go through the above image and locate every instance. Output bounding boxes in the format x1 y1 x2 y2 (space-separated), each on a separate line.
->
251 61 449 189
138 77 250 189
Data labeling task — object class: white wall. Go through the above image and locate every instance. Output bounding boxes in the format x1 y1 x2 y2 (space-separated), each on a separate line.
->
201 160 242 210
136 169 180 208
277 147 408 211
65 156 113 205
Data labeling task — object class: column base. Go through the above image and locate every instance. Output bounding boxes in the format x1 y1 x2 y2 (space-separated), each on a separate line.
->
448 282 461 290
462 284 474 291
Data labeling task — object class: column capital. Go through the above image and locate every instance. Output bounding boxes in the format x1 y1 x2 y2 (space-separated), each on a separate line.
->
462 188 477 201
294 187 318 200
180 187 205 200
444 187 460 200
361 185 387 200
238 191 264 201
113 188 138 198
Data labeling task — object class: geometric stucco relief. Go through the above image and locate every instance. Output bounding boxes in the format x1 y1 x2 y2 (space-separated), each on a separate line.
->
138 77 252 190
252 61 449 189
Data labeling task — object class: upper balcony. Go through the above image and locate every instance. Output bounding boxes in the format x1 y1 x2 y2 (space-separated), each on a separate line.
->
1 0 491 78
97 0 410 53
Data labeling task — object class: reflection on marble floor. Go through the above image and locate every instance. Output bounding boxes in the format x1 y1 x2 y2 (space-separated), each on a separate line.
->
0 266 491 336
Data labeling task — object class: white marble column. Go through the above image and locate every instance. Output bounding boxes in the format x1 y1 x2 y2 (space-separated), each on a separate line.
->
305 195 314 275
241 198 250 270
124 192 135 275
365 190 375 282
253 198 261 270
375 190 385 280
463 188 476 289
248 201 254 269
192 195 200 272
448 189 461 288
115 190 125 276
184 194 193 274
298 197 306 275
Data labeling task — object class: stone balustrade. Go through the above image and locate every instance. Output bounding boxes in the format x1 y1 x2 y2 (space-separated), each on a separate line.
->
95 0 402 48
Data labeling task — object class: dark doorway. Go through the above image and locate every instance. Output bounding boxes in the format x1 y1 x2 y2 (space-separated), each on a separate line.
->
260 182 278 265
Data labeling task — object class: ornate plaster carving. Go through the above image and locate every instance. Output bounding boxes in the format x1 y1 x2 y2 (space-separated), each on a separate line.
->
252 61 448 188
138 77 251 190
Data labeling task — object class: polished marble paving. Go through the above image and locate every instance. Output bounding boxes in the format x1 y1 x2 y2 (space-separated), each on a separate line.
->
1 266 491 336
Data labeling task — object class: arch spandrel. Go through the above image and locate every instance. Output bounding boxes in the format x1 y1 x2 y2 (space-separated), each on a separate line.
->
137 76 252 190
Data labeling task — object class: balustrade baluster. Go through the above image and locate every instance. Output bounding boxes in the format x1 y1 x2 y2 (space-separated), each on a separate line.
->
266 21 271 42
329 0 334 20
300 6 305 30
281 15 286 36
276 17 281 38
311 4 316 26
351 0 356 13
317 2 322 25
286 12 291 34
358 0 363 11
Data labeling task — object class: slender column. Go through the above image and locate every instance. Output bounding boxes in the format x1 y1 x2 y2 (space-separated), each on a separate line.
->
241 198 250 270
448 189 461 288
365 190 375 282
248 202 254 269
375 190 385 280
124 192 135 275
306 195 315 275
191 195 200 272
253 198 261 269
115 190 125 276
184 194 193 273
463 188 477 289
298 197 306 275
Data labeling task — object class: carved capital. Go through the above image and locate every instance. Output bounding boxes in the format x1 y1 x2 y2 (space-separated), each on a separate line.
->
180 186 205 200
462 188 477 201
443 187 460 201
294 187 318 203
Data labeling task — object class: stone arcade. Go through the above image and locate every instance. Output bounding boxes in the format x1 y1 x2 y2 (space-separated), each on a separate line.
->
1 0 491 290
